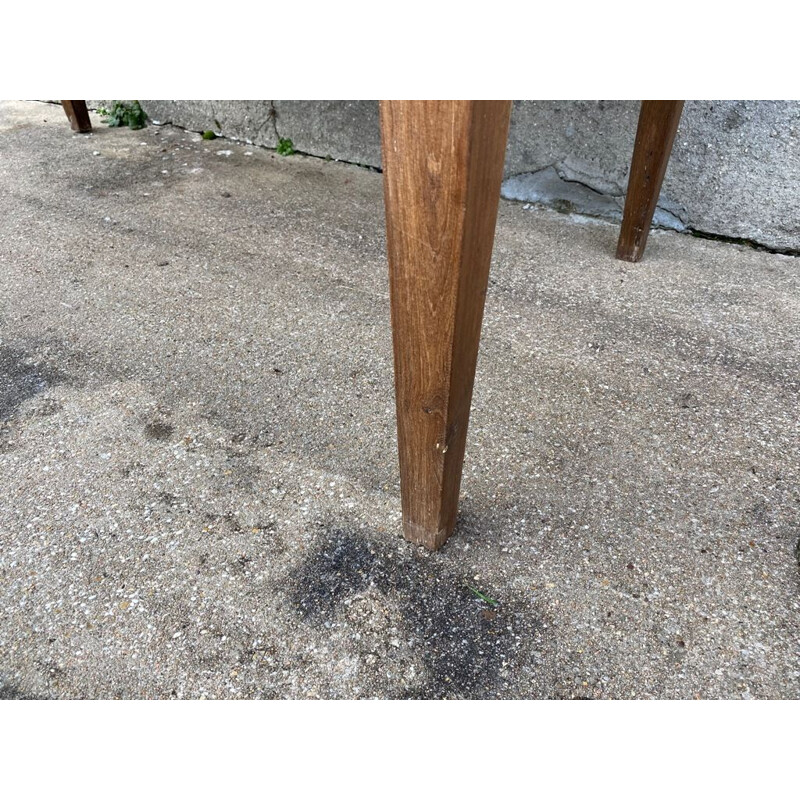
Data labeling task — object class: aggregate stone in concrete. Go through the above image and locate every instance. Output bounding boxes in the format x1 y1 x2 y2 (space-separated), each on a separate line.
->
1 100 799 700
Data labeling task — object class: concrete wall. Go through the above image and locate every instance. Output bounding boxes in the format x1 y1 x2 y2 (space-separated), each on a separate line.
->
138 100 800 253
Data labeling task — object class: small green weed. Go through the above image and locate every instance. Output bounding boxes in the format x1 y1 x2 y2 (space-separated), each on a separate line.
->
465 583 499 607
202 130 217 140
276 137 295 156
98 101 147 130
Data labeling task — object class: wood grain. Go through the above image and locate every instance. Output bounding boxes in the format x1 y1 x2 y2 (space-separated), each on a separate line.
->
61 101 92 133
616 100 684 262
380 100 511 549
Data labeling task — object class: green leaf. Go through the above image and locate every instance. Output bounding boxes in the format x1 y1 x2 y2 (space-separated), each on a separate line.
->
99 101 146 130
276 137 295 156
465 583 499 607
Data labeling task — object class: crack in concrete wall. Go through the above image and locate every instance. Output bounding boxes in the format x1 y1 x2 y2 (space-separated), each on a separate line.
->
501 166 688 232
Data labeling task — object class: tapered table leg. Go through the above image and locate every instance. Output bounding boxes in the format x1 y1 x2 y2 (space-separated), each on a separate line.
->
616 100 684 262
380 100 511 550
61 101 92 133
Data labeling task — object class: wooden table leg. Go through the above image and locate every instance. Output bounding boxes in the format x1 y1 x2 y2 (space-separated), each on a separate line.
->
616 100 684 262
61 101 92 133
380 100 511 550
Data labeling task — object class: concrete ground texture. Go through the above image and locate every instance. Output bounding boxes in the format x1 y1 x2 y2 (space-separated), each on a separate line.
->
1 100 798 700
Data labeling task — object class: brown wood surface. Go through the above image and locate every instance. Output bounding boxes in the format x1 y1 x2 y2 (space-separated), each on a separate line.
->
380 100 511 550
61 101 92 133
616 100 684 262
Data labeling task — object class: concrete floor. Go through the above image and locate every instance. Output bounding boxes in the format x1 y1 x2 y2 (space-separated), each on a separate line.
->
1 100 798 699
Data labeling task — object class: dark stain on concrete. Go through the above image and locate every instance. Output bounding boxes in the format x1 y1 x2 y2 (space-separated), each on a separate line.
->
0 679 40 700
144 421 174 441
289 525 541 699
0 345 65 422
